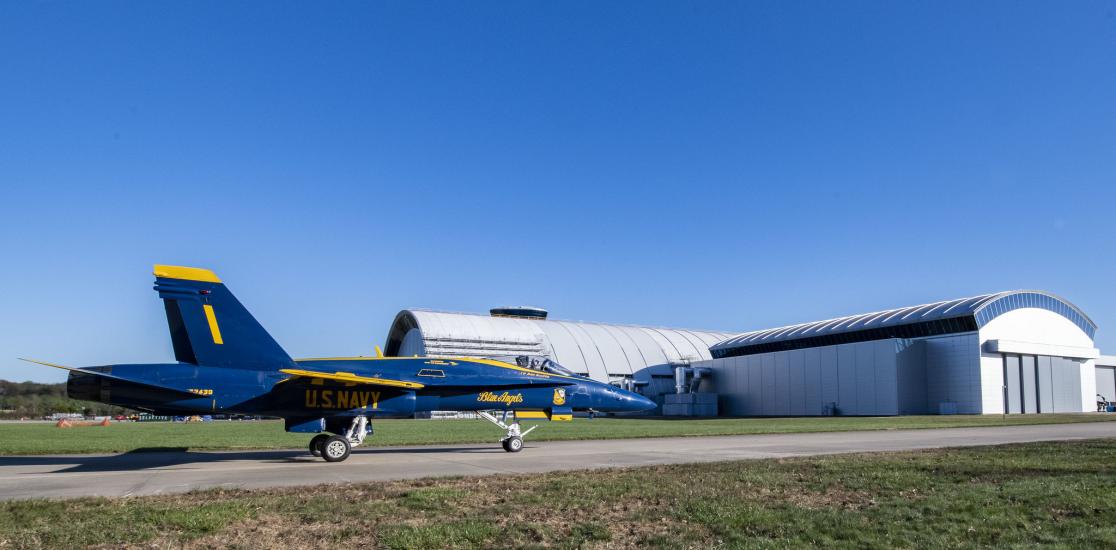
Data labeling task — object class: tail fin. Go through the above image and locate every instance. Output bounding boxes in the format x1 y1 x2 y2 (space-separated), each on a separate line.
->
153 265 293 369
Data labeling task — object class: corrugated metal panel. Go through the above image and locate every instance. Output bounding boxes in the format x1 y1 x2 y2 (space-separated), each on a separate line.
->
385 309 733 383
804 347 823 415
774 353 790 416
537 321 590 375
712 290 1096 357
819 346 839 411
686 329 736 348
746 356 762 415
875 340 898 415
600 325 652 374
837 345 857 413
788 350 805 416
617 327 672 371
556 321 610 381
855 342 876 415
576 323 636 376
761 354 777 416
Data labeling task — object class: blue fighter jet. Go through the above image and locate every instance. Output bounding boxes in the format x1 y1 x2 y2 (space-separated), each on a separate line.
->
22 265 656 462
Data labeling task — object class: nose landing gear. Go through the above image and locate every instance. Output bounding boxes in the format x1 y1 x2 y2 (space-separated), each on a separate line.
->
502 436 523 452
478 411 536 452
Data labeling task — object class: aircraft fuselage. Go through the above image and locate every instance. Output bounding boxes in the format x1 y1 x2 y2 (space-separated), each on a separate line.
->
67 357 654 419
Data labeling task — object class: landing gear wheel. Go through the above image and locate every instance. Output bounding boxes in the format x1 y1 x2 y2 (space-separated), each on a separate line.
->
309 434 329 457
321 435 351 462
502 436 523 453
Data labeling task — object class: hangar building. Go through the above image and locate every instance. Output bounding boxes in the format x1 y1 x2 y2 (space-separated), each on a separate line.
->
384 308 734 397
697 290 1100 415
384 290 1105 416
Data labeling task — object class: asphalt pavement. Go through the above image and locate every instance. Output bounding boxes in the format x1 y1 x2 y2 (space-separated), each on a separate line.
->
2 421 1114 501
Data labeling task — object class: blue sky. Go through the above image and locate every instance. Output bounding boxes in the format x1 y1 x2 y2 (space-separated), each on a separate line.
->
2 2 1114 383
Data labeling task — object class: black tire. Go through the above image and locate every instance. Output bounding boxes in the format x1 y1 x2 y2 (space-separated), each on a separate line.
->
309 434 330 457
321 435 351 462
504 436 523 453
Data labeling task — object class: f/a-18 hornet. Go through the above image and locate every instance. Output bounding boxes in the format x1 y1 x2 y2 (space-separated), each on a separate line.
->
23 265 656 462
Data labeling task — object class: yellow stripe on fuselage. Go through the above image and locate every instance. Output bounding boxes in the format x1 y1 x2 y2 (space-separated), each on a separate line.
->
203 304 223 345
279 368 425 389
292 356 584 382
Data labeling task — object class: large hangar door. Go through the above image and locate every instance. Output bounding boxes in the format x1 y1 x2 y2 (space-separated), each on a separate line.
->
1051 357 1083 413
1005 354 1085 414
1038 356 1055 413
1097 367 1116 404
1004 355 1022 414
1021 355 1038 413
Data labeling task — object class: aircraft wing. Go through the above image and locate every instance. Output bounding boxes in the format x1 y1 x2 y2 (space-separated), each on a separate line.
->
18 358 202 398
278 368 425 390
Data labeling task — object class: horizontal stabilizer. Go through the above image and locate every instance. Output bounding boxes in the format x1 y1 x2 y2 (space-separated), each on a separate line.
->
279 368 425 389
18 358 201 398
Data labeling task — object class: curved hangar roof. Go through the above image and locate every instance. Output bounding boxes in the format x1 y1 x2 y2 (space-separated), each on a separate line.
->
711 290 1096 359
385 309 735 381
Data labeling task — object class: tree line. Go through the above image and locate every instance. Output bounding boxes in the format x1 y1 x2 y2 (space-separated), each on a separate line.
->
0 380 131 419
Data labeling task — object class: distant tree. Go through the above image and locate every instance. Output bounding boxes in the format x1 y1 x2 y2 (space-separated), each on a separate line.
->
0 380 132 419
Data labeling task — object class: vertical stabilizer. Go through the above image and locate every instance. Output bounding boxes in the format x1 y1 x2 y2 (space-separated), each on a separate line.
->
153 265 293 369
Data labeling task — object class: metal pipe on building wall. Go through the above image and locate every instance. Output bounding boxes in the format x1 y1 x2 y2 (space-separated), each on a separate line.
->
690 367 711 393
674 366 689 394
674 366 713 394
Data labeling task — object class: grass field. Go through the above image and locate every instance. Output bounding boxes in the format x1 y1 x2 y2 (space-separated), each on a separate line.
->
3 438 1116 548
1 414 1115 455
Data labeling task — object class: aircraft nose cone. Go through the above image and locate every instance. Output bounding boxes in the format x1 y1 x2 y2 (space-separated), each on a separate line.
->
614 390 656 412
632 394 657 412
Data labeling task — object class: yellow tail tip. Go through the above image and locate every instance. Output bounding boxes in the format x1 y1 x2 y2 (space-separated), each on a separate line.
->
153 264 222 283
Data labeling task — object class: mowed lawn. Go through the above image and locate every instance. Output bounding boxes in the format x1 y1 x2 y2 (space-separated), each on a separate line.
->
4 439 1116 548
2 414 1116 455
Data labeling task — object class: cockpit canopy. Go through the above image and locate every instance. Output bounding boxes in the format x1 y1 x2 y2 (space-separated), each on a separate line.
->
489 355 582 377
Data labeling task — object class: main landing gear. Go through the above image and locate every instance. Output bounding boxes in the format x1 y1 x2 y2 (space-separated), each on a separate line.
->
477 411 536 453
310 416 371 462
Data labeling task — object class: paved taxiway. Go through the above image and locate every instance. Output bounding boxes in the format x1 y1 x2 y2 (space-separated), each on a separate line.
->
2 422 1115 500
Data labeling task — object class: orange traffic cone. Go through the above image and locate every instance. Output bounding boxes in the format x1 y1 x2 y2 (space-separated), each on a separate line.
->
100 418 111 427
